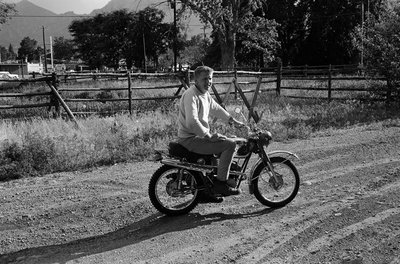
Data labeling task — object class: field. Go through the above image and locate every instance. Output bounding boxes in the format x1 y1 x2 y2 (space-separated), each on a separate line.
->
0 73 399 181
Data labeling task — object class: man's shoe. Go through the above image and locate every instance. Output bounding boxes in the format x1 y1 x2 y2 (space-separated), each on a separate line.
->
226 177 238 188
198 192 224 203
213 179 242 196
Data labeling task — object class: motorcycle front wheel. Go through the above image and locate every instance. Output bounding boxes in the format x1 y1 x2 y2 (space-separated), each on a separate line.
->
148 165 200 216
252 156 299 208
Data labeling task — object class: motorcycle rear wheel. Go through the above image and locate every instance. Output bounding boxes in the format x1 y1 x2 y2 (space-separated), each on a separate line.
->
252 156 299 208
149 165 200 216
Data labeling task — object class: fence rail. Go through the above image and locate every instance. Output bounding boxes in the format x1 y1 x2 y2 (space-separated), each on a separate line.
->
0 64 389 123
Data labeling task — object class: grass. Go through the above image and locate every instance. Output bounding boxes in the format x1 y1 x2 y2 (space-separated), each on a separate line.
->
1 75 399 181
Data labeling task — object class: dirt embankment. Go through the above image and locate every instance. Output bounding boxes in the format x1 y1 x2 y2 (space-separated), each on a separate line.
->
0 124 399 264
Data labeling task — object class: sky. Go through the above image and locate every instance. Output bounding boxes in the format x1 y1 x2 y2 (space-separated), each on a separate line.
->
4 0 111 14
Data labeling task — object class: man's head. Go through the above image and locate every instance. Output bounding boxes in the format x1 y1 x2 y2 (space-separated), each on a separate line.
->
194 66 213 94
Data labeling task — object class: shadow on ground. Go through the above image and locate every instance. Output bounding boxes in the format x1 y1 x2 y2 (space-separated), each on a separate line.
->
0 207 275 264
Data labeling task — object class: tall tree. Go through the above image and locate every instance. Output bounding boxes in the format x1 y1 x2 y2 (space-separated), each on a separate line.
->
362 1 400 99
305 0 360 65
263 0 308 65
180 34 210 67
53 37 75 61
17 37 38 62
180 0 278 69
129 7 172 70
0 44 16 61
69 8 171 70
0 45 6 61
8 44 16 60
70 10 135 69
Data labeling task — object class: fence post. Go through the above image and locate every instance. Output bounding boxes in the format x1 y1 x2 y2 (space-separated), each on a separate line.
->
276 59 282 96
185 68 190 87
47 80 79 128
51 72 61 117
128 72 132 115
328 64 332 101
234 67 238 100
211 84 224 106
234 79 259 123
249 76 262 120
386 78 393 101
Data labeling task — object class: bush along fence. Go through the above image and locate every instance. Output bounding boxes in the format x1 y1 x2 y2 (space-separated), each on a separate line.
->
0 64 388 123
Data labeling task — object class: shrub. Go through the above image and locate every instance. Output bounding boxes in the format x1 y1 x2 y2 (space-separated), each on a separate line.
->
362 2 400 101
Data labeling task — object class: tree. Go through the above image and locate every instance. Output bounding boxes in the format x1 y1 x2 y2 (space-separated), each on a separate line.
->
128 8 172 70
69 8 171 70
53 37 75 61
0 44 16 61
262 0 309 66
237 14 279 68
362 1 400 100
180 0 278 69
69 10 135 69
179 34 210 67
0 1 15 25
17 37 38 62
8 44 16 60
0 46 6 61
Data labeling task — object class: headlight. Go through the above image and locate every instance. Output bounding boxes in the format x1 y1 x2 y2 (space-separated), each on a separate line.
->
259 131 272 146
237 140 257 155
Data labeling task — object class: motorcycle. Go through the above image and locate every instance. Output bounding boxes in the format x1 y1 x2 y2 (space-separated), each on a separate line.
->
148 109 300 216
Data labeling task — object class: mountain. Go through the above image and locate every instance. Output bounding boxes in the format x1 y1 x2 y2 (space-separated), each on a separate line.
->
91 0 162 15
0 0 81 49
0 0 204 51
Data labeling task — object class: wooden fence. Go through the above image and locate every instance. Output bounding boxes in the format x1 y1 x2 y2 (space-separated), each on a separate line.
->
0 64 388 123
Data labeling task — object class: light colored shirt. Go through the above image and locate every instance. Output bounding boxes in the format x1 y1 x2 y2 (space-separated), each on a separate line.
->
178 86 230 139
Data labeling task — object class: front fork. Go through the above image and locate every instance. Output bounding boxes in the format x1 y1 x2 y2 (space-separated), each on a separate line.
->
248 149 299 194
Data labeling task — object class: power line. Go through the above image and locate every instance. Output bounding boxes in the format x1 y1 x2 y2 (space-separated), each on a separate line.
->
9 15 92 18
8 11 361 22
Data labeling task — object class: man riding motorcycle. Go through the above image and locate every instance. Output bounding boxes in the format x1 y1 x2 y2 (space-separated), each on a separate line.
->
177 66 244 203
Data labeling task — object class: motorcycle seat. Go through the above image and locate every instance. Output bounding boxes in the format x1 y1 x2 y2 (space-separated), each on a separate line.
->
168 142 215 164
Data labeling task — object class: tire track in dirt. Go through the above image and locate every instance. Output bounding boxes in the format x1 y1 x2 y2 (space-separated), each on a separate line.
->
299 208 400 261
205 147 399 263
133 133 400 264
235 179 400 264
132 174 399 264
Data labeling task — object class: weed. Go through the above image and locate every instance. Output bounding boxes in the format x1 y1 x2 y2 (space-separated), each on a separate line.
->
1 76 400 181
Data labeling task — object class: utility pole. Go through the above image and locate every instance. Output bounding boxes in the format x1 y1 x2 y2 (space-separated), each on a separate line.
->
42 26 48 73
140 13 147 73
171 0 177 72
360 0 365 68
201 24 208 50
143 32 147 73
50 36 54 72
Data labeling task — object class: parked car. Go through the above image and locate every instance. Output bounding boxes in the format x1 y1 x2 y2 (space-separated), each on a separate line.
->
0 71 19 79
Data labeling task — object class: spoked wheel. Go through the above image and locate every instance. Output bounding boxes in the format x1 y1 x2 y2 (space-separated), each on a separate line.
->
148 165 200 216
252 156 299 208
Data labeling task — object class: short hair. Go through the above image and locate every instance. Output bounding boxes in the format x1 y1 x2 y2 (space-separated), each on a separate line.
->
194 66 214 80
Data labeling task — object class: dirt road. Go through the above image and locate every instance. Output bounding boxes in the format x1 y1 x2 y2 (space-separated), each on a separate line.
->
0 124 399 264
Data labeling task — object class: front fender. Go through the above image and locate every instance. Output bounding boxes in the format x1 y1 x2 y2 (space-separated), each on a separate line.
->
267 150 299 161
